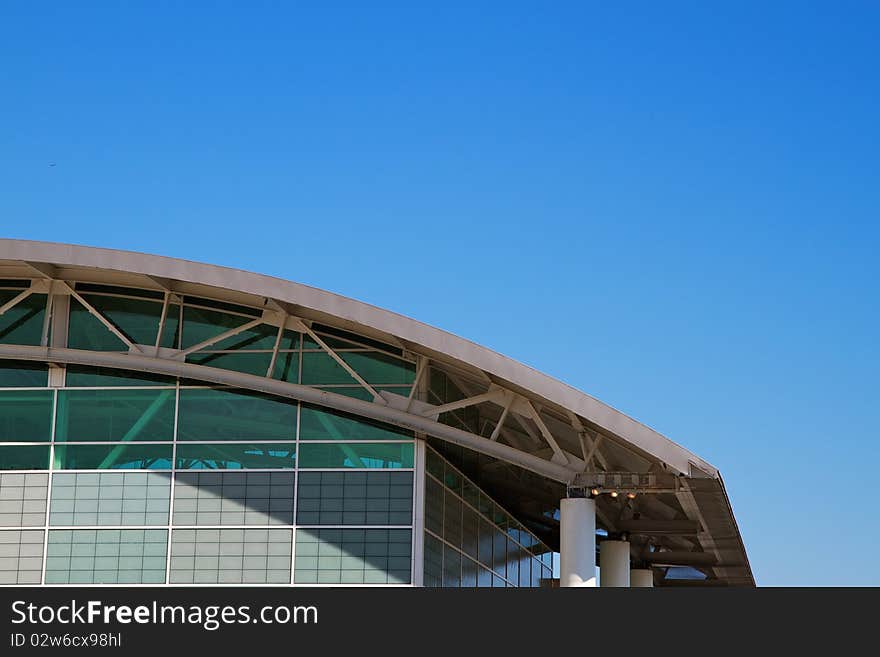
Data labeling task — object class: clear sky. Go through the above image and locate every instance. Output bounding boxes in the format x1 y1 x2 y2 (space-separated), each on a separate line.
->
2 2 878 585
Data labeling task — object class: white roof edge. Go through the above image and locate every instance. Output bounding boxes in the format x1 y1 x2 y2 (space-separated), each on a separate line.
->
0 238 718 477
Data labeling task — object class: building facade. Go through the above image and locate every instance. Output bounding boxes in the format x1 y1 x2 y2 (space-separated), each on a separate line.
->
0 240 753 587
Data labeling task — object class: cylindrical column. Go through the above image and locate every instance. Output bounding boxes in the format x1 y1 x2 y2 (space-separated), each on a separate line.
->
599 540 630 587
630 568 654 588
559 497 596 587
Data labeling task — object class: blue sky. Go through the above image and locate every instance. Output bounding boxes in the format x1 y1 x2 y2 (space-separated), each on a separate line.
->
2 2 878 585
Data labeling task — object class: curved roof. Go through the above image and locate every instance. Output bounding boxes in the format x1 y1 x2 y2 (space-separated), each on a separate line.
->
0 238 754 586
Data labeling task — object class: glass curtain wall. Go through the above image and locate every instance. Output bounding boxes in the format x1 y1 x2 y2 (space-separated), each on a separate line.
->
0 280 419 585
423 446 555 588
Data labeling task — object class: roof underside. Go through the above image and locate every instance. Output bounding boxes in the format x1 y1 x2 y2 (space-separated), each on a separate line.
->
0 239 754 586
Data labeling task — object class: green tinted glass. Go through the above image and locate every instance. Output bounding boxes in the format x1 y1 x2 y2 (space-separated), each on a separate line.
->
55 389 175 442
181 306 276 349
339 352 415 385
0 445 50 469
300 352 359 385
67 299 127 351
177 389 296 441
298 443 414 469
67 294 162 349
53 444 172 469
0 292 47 346
175 443 296 469
161 303 180 349
311 386 412 402
65 365 175 387
0 390 53 442
186 351 272 376
0 360 48 387
271 350 300 383
299 404 413 441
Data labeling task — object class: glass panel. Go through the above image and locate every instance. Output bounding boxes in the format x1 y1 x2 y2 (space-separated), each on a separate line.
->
0 529 44 584
310 386 413 401
65 365 175 387
0 445 50 470
175 443 296 469
181 306 286 349
0 390 53 442
45 529 167 584
0 472 48 526
67 298 127 351
53 444 173 470
55 389 175 442
173 472 295 526
186 351 272 376
49 472 171 527
177 389 296 441
443 490 462 548
296 471 412 525
423 532 443 587
300 352 359 385
271 350 299 383
71 294 164 348
424 476 443 536
159 304 181 349
0 292 46 346
338 352 415 385
303 351 419 386
169 528 291 584
442 544 461 587
297 443 414 469
0 360 48 387
75 283 164 300
462 555 478 587
299 404 413 441
294 528 411 585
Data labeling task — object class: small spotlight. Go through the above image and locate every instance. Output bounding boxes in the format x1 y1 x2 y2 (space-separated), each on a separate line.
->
589 487 600 498
609 490 619 498
626 492 637 500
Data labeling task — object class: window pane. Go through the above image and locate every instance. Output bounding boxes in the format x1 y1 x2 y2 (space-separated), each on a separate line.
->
170 528 291 584
0 293 46 346
182 306 290 350
0 529 44 584
294 528 411 585
186 352 272 377
53 444 173 470
173 471 295 526
0 360 47 387
0 445 50 470
65 365 175 387
45 529 167 584
67 299 127 351
300 352 359 385
423 532 443 587
55 389 175 442
70 294 164 348
339 352 415 385
49 472 171 527
297 443 414 469
177 389 296 441
296 471 412 525
0 390 53 442
299 404 413 441
175 443 296 470
271 351 299 383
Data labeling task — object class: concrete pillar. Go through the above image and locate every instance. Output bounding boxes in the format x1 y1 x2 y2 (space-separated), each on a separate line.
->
559 497 596 587
600 540 630 587
630 568 654 588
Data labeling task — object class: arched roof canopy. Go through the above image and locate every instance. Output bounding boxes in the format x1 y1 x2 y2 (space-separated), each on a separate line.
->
0 239 753 586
